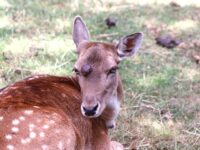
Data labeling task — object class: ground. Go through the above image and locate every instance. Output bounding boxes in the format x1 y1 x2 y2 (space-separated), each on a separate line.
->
0 0 200 149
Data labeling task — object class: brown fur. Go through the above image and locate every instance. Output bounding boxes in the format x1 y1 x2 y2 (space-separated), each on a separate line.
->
0 75 122 150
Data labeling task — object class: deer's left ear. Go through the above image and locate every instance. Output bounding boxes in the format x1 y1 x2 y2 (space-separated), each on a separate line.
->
72 16 90 49
116 32 143 58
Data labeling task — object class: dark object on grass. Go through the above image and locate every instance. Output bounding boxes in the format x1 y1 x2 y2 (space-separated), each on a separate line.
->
155 35 181 48
14 68 22 75
193 54 200 64
170 2 181 7
105 17 117 28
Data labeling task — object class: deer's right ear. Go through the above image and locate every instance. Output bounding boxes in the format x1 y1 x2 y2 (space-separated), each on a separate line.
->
116 32 143 59
72 16 90 49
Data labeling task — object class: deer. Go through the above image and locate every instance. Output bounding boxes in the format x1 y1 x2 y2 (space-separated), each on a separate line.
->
0 16 142 150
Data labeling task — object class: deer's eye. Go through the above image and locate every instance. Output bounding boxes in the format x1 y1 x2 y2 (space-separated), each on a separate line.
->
73 68 80 75
107 66 118 75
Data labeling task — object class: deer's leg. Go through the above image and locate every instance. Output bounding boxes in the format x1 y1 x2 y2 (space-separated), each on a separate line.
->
110 141 124 150
106 119 116 129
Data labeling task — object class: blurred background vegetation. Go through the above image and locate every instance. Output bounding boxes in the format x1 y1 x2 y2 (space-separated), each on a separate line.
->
0 0 200 149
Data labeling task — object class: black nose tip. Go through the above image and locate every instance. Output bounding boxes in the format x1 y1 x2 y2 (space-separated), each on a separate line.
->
83 104 98 116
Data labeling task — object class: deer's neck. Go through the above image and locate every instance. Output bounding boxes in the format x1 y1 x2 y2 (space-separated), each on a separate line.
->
100 77 124 124
117 76 124 102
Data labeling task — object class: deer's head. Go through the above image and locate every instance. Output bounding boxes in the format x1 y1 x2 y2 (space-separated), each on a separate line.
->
72 16 142 118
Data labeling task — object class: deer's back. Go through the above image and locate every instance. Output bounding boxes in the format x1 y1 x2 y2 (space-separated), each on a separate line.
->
0 75 94 150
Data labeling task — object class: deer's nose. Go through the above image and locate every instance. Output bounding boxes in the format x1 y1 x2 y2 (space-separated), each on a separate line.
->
82 104 99 117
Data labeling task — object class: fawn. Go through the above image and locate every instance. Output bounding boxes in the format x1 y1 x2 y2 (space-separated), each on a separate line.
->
0 16 142 150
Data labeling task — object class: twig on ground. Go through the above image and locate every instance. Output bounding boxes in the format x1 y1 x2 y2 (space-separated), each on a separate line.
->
182 130 200 137
121 106 140 111
137 138 150 149
93 33 119 39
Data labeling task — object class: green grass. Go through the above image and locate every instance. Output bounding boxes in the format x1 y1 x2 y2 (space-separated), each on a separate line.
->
1 0 200 149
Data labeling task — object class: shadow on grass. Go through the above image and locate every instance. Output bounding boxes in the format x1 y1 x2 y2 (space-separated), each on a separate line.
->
0 27 13 40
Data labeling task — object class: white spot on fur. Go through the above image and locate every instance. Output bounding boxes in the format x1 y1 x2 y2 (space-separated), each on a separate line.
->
43 125 49 129
37 119 41 123
7 144 14 150
57 141 63 149
29 124 35 128
12 119 20 125
24 86 31 89
61 93 67 98
21 139 26 144
33 106 40 109
24 110 33 115
27 76 40 81
42 144 49 150
21 138 31 144
5 134 12 140
49 120 55 124
19 116 25 121
55 129 61 133
27 78 34 81
39 132 45 138
29 132 36 139
9 87 18 90
0 116 4 121
11 127 19 133
0 90 8 95
66 139 71 145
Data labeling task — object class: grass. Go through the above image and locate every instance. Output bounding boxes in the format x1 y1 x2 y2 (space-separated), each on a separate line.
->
0 0 200 149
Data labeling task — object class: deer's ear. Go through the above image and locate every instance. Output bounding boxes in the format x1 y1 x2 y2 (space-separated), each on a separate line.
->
72 16 90 48
116 32 143 58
